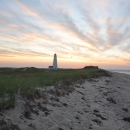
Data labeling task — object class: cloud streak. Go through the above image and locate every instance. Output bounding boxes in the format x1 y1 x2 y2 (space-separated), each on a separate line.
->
0 0 130 68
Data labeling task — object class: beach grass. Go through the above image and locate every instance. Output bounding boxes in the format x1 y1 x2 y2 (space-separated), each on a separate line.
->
0 67 109 111
0 68 108 97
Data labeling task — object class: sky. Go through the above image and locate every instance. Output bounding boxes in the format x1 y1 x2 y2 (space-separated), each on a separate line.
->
0 0 130 69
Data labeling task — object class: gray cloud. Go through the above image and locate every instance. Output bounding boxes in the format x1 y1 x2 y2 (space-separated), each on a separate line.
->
106 17 130 46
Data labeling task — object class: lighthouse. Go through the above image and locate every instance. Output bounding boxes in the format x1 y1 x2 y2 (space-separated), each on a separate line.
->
48 53 58 70
53 53 57 70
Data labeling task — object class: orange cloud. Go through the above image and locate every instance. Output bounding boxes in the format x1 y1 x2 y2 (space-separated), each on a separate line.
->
15 0 39 18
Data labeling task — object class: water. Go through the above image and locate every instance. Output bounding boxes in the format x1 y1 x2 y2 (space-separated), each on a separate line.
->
108 70 130 75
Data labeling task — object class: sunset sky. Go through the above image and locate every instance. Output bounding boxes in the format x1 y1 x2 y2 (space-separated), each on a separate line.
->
0 0 130 69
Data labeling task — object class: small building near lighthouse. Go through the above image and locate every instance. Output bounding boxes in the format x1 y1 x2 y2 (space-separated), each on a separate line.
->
48 66 53 70
48 53 58 70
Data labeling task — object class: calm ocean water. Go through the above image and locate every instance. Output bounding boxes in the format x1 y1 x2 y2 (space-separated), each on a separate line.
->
108 70 130 75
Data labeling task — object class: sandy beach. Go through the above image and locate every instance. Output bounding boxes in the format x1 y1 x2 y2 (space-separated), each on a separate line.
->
1 72 130 130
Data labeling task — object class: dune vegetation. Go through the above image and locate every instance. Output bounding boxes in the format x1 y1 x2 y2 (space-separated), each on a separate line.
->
0 67 109 111
0 67 109 97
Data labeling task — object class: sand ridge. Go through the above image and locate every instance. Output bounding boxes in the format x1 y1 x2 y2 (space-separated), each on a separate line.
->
0 72 130 130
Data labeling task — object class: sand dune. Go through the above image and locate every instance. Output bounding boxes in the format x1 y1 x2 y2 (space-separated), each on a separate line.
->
0 72 130 130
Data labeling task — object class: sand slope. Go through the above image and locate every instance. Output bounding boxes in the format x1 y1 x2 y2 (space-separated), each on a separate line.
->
0 72 130 130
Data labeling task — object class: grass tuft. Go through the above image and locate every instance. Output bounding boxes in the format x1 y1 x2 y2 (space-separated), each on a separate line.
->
0 96 15 111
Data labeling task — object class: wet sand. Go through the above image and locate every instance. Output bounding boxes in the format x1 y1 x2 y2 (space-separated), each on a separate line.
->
1 72 130 130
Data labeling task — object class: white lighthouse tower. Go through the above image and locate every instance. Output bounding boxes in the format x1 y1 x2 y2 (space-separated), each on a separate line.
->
53 53 57 70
